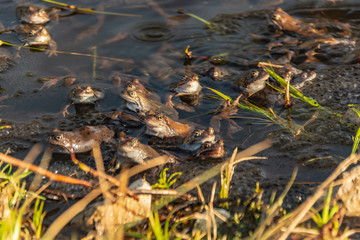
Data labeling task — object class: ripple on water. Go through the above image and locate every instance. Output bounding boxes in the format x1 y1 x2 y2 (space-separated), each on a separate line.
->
132 22 174 42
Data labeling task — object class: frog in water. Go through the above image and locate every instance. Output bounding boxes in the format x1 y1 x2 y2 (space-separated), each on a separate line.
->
234 68 269 98
69 86 104 104
14 24 57 56
47 125 114 153
181 127 216 152
120 88 179 119
270 7 354 47
16 5 50 25
144 111 194 138
276 64 316 89
270 7 321 38
166 74 202 108
63 86 104 116
117 136 161 164
195 139 225 160
121 78 160 102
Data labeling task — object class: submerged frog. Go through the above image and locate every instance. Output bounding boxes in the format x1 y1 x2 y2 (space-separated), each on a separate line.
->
234 69 269 98
195 139 225 159
47 125 114 153
120 89 179 119
181 127 216 152
69 86 104 104
14 24 57 56
276 64 316 89
16 5 50 25
117 136 161 164
166 74 202 107
144 112 194 138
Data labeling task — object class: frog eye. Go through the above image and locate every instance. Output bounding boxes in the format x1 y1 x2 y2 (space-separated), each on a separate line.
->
301 72 308 79
251 70 259 78
85 86 92 92
129 91 136 97
157 114 164 121
272 13 280 21
194 130 202 137
55 135 63 141
131 138 138 146
204 142 211 148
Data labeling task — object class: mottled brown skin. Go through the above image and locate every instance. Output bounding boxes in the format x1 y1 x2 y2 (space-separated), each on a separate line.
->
235 69 269 98
69 86 104 104
181 127 216 152
15 24 57 56
270 7 322 37
166 74 202 107
16 6 50 25
195 139 225 159
47 126 114 153
117 136 160 164
144 112 194 138
120 89 179 119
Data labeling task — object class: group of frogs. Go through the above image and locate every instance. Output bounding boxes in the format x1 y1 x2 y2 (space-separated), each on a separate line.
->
47 77 225 169
45 6 357 172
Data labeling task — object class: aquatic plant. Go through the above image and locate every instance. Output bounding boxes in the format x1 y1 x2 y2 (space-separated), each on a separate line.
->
152 168 182 189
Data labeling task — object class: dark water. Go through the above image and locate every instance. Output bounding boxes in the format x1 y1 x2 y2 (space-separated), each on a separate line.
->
2 0 360 234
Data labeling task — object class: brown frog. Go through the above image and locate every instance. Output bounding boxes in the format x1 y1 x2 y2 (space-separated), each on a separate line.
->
117 136 161 164
234 69 269 98
103 111 143 128
144 112 194 138
195 139 225 159
166 74 202 107
210 95 243 138
47 126 114 153
121 78 160 102
16 5 50 25
14 24 57 56
120 89 179 119
69 86 104 104
181 127 216 152
270 7 322 37
276 64 316 89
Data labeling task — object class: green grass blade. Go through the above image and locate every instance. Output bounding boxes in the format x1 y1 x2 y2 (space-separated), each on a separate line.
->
351 108 360 154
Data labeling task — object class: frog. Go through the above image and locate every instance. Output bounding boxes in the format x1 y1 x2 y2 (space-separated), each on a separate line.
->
62 85 104 116
69 86 104 104
166 74 202 108
200 66 230 81
275 64 317 89
144 111 194 138
121 78 161 102
270 7 322 38
120 89 179 119
14 23 57 56
195 139 225 159
234 68 269 98
15 5 50 25
117 136 161 164
210 95 243 138
181 127 216 152
47 125 115 153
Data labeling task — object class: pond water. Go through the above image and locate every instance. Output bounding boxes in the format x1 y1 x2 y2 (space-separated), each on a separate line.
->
2 0 360 236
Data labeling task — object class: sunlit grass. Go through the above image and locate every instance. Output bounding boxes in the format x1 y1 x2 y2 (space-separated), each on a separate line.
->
205 86 302 134
41 0 141 17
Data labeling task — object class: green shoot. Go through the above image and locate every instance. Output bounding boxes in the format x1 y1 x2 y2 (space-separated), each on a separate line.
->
310 184 339 229
41 0 141 17
205 86 302 134
177 10 228 33
151 168 182 189
266 68 342 118
351 107 360 154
